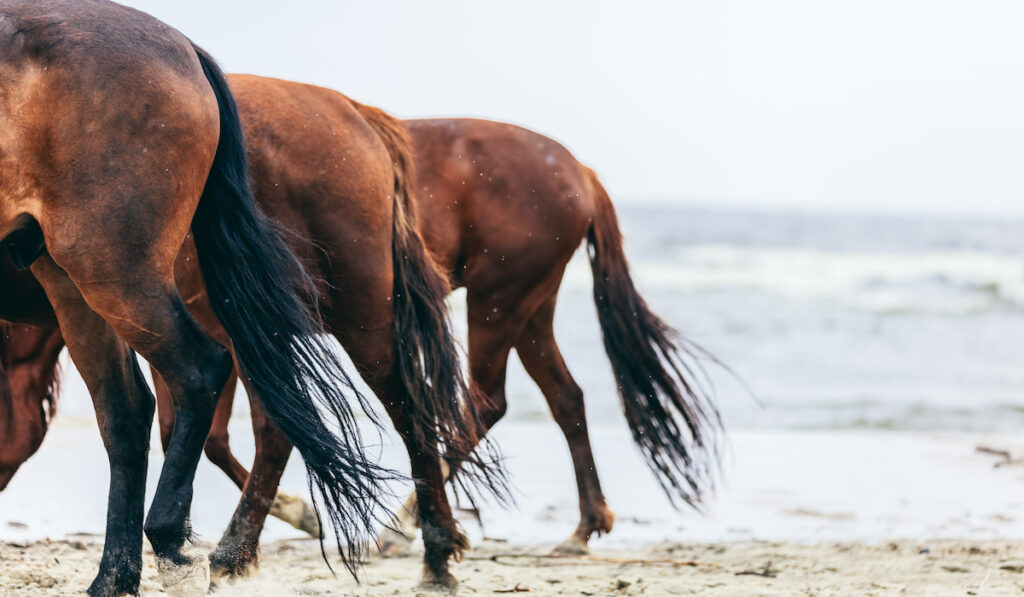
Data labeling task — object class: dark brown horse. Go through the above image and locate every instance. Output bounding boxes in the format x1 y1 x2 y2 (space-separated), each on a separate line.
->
2 113 723 559
0 74 504 590
0 2 438 594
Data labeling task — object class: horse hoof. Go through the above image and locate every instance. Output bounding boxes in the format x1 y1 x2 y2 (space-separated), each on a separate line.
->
270 491 322 538
86 568 141 597
155 547 210 597
208 545 259 583
377 527 416 557
551 536 589 556
417 570 458 594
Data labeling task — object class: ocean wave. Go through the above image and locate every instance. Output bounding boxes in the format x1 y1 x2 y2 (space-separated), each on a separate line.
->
563 245 1024 315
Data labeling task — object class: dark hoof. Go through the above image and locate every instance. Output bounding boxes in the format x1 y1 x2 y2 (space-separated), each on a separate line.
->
87 569 141 597
155 546 210 597
209 544 259 583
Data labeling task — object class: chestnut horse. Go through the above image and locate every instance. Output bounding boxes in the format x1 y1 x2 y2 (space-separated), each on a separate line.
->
0 2 448 594
1 115 723 557
0 74 504 590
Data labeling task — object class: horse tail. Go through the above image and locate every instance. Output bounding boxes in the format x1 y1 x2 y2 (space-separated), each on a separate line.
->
350 101 508 500
189 45 396 574
584 166 724 510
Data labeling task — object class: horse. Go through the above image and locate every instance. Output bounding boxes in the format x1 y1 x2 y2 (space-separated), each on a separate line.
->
1 111 724 558
0 2 428 594
207 117 724 555
0 72 506 590
0 322 62 491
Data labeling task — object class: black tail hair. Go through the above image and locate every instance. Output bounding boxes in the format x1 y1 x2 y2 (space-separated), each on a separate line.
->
584 167 724 510
350 102 509 503
190 46 396 574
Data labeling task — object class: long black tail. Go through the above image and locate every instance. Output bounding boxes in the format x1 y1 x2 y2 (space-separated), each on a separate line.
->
584 167 724 510
190 46 396 574
351 102 509 502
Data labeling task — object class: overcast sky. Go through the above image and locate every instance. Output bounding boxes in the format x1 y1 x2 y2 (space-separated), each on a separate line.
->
123 1 1024 217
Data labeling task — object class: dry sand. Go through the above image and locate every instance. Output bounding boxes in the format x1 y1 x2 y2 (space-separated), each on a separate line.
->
3 537 1024 596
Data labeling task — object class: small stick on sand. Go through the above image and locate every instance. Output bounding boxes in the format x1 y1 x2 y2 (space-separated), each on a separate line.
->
467 553 722 568
494 583 530 593
735 561 779 578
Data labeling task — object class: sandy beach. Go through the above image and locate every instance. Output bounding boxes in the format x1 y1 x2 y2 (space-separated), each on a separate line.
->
5 414 1024 595
5 537 1024 596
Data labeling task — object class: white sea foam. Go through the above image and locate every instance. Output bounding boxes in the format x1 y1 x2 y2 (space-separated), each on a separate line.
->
562 244 1024 315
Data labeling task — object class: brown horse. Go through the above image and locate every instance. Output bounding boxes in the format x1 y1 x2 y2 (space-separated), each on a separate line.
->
0 2 427 594
383 118 722 554
269 118 722 554
0 322 62 491
0 74 504 590
2 114 724 558
157 75 504 589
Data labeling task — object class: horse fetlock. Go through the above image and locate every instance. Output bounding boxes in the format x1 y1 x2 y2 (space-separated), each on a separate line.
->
451 525 470 562
589 503 616 536
143 518 191 560
419 520 465 591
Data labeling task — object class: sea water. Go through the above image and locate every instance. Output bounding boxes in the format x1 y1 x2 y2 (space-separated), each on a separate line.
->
491 204 1024 433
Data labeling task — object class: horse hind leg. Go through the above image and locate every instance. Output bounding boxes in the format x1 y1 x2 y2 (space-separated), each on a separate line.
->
208 387 293 580
42 237 233 593
515 293 614 555
29 255 156 597
341 317 467 590
377 287 530 558
155 339 319 539
130 293 232 593
155 367 250 488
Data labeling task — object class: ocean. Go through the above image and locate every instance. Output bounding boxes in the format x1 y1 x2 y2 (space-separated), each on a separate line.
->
48 203 1024 433
491 204 1024 434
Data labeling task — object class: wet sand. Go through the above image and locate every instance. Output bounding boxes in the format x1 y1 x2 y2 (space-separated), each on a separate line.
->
4 537 1024 596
